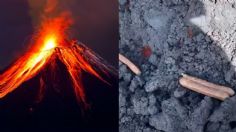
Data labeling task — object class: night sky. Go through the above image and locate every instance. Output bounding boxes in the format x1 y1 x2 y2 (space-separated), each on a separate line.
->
0 0 118 70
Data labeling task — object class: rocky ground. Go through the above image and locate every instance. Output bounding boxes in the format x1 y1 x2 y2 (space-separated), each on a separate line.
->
119 0 236 132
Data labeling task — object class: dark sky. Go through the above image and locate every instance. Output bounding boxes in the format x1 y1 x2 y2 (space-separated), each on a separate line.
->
0 0 118 70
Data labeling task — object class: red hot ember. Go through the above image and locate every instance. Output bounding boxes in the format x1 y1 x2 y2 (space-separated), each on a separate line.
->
142 45 152 58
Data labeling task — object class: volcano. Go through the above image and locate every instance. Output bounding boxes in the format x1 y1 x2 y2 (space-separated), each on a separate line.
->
0 13 117 131
0 40 115 109
0 40 118 130
0 12 116 108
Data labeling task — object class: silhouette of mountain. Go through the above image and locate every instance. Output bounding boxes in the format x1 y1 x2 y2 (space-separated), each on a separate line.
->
0 43 118 132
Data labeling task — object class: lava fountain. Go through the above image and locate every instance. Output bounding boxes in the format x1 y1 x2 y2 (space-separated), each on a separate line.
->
0 13 115 110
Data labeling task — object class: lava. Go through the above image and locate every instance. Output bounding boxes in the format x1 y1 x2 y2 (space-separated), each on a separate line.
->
43 36 56 50
0 14 114 110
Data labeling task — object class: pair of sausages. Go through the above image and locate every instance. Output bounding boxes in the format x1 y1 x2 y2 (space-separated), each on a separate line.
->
179 73 235 101
118 53 234 101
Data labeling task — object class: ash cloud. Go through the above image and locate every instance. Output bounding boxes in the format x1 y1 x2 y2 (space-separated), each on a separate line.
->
27 0 73 27
27 0 118 66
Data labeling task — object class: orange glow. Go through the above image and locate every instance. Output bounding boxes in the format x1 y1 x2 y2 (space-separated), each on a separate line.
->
0 14 112 110
43 36 56 50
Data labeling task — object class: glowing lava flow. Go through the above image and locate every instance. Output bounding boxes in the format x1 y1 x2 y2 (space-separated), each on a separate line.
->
0 37 56 99
28 36 56 69
0 16 114 109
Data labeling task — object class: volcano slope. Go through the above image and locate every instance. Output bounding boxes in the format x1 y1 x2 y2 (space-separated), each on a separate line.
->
0 43 118 131
119 0 236 132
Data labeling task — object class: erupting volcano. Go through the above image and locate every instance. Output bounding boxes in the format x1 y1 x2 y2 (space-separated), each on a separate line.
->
0 13 115 110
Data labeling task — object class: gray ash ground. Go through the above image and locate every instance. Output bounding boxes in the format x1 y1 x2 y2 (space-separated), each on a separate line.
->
119 0 236 132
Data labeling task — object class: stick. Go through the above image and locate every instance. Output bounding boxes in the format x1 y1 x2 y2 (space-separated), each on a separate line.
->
119 54 141 75
182 73 235 96
179 77 229 101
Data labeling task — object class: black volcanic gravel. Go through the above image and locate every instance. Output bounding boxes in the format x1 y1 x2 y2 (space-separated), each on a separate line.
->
119 0 236 132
